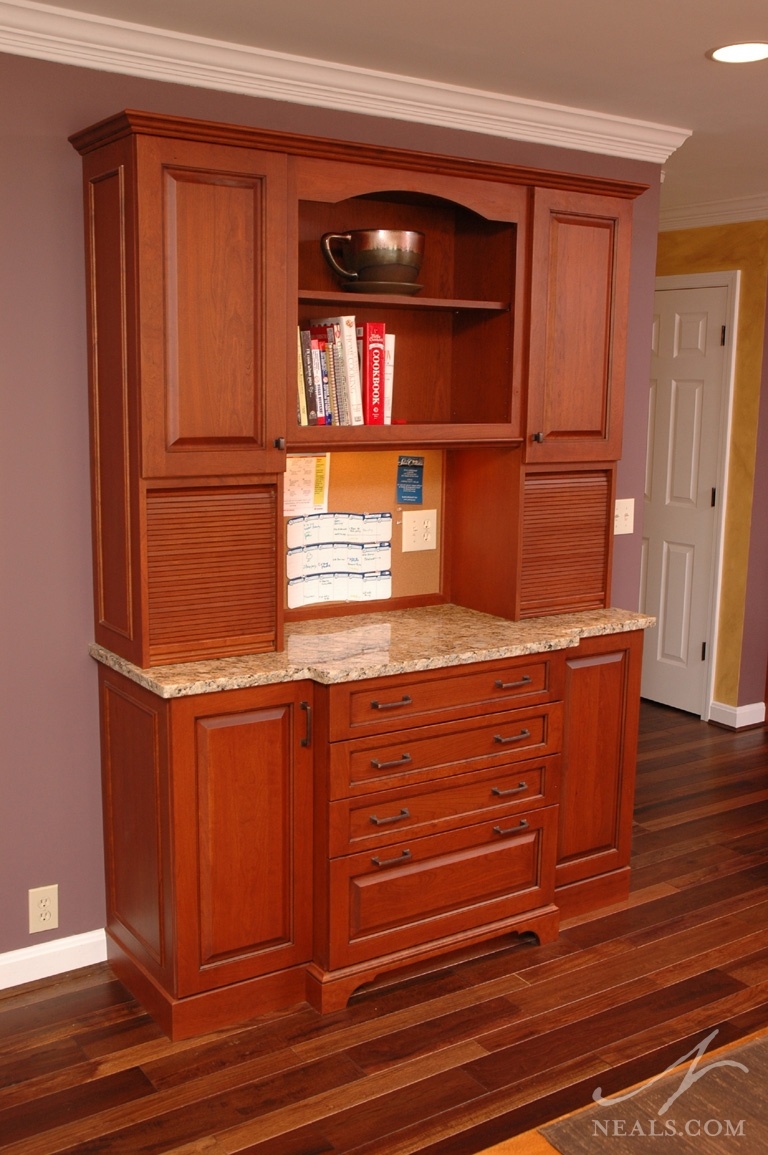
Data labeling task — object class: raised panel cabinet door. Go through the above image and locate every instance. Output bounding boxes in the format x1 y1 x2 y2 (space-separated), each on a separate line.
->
526 188 632 462
170 684 313 996
556 630 643 888
135 135 289 478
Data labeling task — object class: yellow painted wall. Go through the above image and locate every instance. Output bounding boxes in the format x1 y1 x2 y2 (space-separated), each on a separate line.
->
656 222 768 705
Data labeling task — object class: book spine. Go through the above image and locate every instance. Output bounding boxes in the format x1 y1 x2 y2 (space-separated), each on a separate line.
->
325 322 350 425
321 332 340 425
357 321 386 425
299 329 318 425
296 327 309 426
337 316 364 426
384 332 395 425
309 333 328 425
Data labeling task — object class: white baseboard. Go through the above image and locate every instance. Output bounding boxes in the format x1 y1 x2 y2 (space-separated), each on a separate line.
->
0 929 107 991
708 700 766 729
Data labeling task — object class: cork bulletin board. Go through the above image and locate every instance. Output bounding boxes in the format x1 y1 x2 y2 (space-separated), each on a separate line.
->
284 449 444 609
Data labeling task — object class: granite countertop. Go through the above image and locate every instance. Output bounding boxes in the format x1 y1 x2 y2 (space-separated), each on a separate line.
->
90 605 654 699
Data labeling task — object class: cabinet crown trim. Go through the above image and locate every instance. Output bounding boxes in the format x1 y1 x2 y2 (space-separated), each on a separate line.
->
4 2 689 165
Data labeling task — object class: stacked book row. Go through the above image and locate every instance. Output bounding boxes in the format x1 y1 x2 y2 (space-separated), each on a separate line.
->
297 316 395 426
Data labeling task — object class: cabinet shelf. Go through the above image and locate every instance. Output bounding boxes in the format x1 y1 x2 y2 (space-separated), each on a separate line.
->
298 289 510 314
287 423 522 450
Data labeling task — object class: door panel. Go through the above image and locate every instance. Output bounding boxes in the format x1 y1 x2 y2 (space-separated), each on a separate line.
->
526 188 632 462
136 136 288 478
641 283 728 714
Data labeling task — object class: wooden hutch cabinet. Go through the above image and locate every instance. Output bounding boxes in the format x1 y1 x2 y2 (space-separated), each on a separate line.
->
72 110 650 1039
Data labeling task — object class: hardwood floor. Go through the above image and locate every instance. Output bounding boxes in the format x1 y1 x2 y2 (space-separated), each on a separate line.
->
1 700 767 1155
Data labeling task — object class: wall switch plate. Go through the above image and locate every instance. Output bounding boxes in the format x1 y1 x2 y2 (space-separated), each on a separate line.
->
614 498 635 535
401 509 437 552
29 884 58 933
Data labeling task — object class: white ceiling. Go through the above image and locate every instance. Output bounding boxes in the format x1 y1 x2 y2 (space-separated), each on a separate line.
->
4 0 768 227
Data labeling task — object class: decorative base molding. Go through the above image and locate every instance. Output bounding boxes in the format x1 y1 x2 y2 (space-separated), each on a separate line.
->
0 929 107 991
0 0 689 164
708 700 766 730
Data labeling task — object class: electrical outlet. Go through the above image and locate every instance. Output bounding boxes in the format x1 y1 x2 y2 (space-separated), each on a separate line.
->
29 884 58 933
614 498 635 535
401 509 437 552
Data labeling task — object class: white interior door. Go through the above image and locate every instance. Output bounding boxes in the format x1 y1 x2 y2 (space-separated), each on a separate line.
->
640 275 736 717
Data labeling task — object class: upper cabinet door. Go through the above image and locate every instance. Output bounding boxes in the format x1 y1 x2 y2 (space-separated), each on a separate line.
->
135 136 289 478
526 189 632 463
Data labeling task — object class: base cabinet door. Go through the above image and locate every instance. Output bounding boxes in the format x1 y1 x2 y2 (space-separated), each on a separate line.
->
555 630 643 910
99 669 313 1007
170 684 314 995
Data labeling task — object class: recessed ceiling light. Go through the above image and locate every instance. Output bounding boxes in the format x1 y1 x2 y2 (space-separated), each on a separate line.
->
708 42 768 63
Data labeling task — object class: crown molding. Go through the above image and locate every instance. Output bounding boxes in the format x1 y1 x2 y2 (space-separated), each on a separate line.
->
0 0 690 163
659 192 768 231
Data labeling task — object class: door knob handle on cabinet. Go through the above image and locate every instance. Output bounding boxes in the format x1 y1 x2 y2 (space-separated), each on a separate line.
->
532 432 545 443
300 700 312 747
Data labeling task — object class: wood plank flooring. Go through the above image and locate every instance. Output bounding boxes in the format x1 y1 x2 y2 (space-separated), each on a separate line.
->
1 700 767 1155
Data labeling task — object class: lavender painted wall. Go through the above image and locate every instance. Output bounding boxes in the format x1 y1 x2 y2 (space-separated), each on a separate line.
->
0 50 660 956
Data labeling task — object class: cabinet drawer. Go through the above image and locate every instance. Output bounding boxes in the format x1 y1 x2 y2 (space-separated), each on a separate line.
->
326 806 557 968
328 755 559 856
327 656 563 741
329 702 562 799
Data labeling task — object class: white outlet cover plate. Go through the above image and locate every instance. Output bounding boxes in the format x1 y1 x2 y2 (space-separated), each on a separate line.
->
614 498 635 535
29 884 59 933
401 509 437 552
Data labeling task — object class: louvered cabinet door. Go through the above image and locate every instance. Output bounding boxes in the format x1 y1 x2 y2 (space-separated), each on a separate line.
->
518 465 615 618
142 485 279 665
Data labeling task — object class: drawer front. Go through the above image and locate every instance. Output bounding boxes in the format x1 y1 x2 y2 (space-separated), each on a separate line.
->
327 655 564 741
326 806 557 968
329 702 562 799
328 755 560 856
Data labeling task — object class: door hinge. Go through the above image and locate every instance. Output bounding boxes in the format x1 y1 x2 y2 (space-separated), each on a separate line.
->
702 642 707 661
711 487 717 507
721 325 726 346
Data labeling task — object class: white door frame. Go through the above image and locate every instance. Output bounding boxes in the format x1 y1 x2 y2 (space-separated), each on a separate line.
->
650 271 739 721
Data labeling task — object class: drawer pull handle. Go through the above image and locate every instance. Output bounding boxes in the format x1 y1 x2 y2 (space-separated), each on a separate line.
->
493 729 531 745
491 781 528 797
370 695 413 711
370 807 411 826
493 819 529 837
371 849 412 868
494 675 532 690
370 753 412 770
